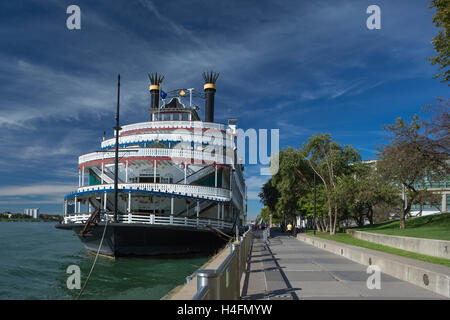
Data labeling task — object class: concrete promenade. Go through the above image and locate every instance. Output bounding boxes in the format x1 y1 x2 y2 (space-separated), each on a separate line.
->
241 230 446 300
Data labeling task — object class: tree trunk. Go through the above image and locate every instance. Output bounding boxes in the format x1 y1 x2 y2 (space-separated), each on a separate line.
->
400 202 412 229
368 207 374 226
316 218 324 233
400 209 406 229
327 199 332 235
399 216 406 229
331 204 338 235
359 216 364 227
317 219 323 233
319 218 329 233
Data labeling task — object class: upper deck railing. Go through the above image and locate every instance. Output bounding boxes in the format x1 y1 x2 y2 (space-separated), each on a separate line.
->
66 183 232 202
79 148 234 166
101 132 233 149
119 121 230 136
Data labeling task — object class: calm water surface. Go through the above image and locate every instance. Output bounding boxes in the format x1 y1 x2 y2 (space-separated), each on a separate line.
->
0 222 209 300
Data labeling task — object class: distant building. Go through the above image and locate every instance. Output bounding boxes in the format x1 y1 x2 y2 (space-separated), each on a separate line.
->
363 159 449 215
410 180 449 215
24 208 40 219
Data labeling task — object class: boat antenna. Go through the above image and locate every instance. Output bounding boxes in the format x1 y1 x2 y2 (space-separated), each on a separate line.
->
113 74 121 223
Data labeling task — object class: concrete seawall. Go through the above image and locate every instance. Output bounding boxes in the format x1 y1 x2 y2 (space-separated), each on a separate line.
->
346 230 450 259
297 234 450 298
163 246 231 300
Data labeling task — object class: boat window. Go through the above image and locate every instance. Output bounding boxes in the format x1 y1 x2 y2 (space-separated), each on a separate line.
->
139 177 161 183
181 113 189 121
164 113 171 121
173 113 181 121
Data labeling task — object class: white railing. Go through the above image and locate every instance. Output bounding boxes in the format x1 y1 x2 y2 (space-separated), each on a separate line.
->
74 183 231 202
63 213 234 230
175 166 215 184
79 148 234 166
119 121 229 135
101 132 234 149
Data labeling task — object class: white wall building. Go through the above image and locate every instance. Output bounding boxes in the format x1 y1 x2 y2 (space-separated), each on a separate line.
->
24 208 40 219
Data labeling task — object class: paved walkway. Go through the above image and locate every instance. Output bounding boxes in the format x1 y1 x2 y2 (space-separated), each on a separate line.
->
241 231 446 300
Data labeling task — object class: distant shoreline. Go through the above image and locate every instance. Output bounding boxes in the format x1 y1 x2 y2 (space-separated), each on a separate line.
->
0 218 61 223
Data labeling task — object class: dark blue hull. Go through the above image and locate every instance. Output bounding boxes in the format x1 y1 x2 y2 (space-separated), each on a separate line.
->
55 222 230 257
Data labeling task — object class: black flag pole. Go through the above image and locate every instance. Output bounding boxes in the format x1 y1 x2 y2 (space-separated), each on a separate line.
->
113 74 121 222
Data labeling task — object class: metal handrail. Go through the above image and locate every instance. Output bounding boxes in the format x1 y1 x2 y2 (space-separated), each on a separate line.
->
192 286 209 300
192 229 253 300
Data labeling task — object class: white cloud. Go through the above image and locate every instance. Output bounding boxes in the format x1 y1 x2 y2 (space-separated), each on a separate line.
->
246 191 262 201
0 184 76 197
0 199 63 205
245 175 268 189
245 175 269 201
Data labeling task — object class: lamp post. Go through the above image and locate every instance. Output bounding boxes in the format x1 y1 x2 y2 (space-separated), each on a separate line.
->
113 74 121 223
269 214 272 238
313 172 317 236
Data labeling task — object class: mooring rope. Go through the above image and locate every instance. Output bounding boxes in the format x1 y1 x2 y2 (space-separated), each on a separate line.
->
205 225 233 242
76 217 109 300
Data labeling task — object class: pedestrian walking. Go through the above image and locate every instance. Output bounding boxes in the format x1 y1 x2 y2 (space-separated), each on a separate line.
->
287 222 292 237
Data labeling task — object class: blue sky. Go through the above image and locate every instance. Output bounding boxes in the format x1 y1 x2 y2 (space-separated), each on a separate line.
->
0 0 447 218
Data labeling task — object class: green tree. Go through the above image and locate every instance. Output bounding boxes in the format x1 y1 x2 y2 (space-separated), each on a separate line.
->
258 178 280 213
357 164 398 225
270 147 314 226
297 184 328 232
302 133 361 235
377 115 449 229
334 162 398 227
411 190 442 216
260 206 280 224
424 98 450 154
429 0 450 84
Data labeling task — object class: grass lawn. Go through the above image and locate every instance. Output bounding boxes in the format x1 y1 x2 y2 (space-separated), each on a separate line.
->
306 230 450 268
352 212 450 241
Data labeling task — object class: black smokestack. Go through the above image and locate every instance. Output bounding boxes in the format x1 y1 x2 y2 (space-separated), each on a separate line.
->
203 71 219 123
148 72 164 109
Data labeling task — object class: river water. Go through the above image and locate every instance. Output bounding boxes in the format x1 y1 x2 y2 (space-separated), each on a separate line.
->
0 222 209 300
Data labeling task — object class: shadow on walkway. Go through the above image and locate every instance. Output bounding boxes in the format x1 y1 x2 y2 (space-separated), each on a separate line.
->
241 230 299 300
